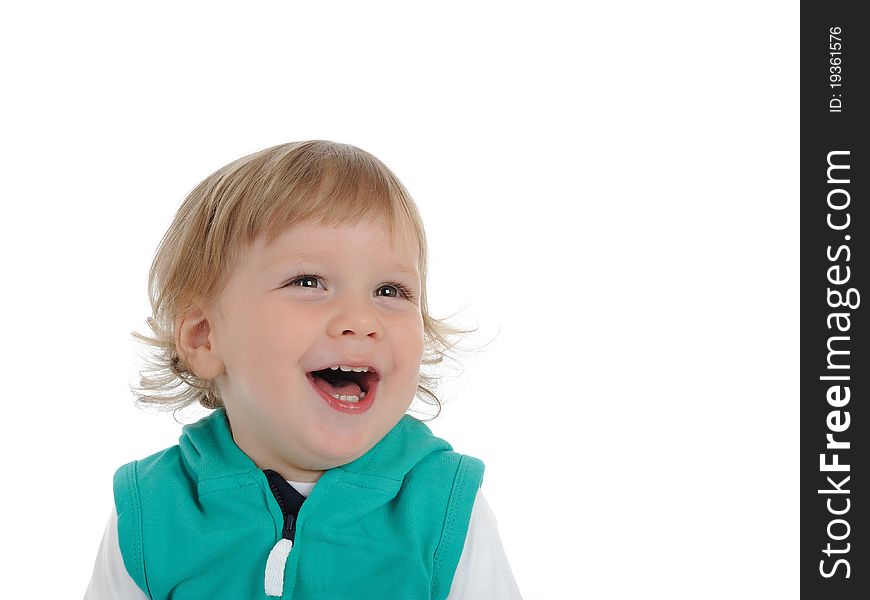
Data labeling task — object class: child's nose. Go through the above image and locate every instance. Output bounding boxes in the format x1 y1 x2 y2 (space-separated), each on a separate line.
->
327 297 383 340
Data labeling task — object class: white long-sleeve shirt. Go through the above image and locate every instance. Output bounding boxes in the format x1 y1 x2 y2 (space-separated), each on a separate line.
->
84 481 521 599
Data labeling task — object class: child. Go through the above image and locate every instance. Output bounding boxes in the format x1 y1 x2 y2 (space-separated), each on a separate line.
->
84 141 522 599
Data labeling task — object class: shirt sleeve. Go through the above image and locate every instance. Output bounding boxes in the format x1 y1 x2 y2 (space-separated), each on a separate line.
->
83 507 150 600
446 489 523 600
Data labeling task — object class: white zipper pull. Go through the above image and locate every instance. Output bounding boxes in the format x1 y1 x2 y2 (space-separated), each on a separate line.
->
264 538 294 597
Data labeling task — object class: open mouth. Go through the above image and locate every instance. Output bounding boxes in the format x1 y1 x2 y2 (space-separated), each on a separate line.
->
307 367 380 405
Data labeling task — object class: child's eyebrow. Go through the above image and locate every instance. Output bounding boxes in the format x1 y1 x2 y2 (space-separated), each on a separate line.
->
269 251 333 264
261 251 338 271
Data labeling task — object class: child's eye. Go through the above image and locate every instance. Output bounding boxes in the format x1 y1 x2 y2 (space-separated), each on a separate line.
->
286 274 324 289
377 283 416 301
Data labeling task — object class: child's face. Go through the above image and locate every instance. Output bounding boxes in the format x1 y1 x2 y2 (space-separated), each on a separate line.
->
199 218 424 481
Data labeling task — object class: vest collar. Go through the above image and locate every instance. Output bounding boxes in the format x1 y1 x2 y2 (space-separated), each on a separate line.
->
177 408 452 491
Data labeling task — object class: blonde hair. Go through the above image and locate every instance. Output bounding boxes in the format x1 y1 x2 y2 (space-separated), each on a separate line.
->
130 141 477 420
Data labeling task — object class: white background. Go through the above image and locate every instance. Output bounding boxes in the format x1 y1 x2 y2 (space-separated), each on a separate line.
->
1 1 798 598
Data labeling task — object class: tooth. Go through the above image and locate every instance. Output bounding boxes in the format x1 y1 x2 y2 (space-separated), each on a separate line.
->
330 393 360 403
327 364 370 373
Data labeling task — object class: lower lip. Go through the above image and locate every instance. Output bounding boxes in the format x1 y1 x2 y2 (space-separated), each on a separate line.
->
307 372 377 414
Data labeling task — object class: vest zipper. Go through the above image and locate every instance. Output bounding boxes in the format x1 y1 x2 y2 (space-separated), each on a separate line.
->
263 469 308 597
266 473 298 540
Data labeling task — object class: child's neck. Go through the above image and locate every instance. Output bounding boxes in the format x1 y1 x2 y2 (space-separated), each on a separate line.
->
252 458 325 483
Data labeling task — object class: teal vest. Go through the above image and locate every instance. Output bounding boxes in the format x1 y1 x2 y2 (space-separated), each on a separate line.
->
113 409 485 599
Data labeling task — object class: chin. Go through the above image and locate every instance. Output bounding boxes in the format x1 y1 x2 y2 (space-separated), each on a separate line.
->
313 430 377 466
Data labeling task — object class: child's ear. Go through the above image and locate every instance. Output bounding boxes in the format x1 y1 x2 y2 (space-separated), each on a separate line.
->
176 306 226 380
